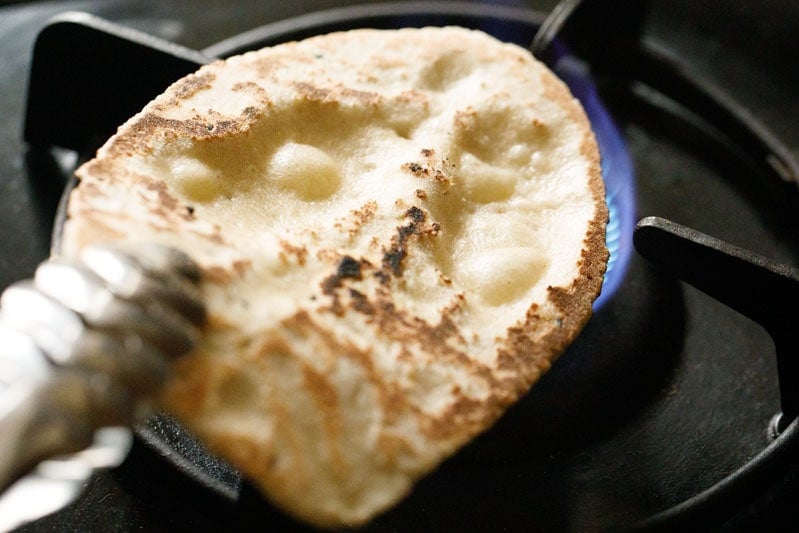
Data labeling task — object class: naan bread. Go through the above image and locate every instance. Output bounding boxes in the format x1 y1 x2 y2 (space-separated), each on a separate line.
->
60 27 608 527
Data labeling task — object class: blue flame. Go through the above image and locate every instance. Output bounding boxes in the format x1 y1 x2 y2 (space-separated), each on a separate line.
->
554 56 637 310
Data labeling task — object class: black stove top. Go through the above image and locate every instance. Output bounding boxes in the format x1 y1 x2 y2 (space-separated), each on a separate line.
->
1 1 798 531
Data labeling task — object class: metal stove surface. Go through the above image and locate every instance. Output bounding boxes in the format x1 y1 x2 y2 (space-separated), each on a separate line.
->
1 1 798 531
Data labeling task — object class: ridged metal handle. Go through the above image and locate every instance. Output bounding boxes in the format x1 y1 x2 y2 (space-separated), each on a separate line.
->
0 243 205 528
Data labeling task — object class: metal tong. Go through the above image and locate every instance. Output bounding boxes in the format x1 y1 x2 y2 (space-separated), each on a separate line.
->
0 243 205 530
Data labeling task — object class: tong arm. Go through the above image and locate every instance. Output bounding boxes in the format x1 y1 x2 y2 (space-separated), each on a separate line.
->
0 243 205 530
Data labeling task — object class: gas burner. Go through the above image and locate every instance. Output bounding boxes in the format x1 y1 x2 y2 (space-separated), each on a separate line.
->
3 1 799 531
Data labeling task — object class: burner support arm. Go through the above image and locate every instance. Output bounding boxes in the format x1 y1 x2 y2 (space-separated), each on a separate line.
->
634 216 799 433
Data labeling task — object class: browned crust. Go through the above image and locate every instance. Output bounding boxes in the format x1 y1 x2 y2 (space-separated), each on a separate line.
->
492 66 608 398
333 200 378 238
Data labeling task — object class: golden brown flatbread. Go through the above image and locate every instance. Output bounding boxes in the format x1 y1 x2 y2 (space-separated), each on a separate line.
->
60 26 608 527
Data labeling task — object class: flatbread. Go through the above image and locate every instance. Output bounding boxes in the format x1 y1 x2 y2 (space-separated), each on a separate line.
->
60 26 608 527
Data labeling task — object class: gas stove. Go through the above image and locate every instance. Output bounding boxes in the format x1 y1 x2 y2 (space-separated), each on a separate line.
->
1 1 798 531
